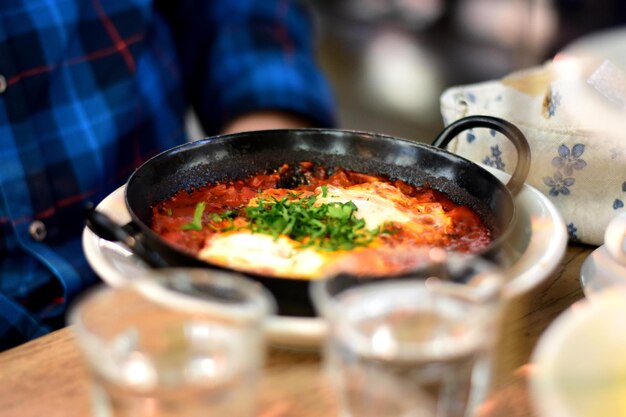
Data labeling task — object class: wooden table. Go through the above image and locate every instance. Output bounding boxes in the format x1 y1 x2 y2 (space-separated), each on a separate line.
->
0 244 593 417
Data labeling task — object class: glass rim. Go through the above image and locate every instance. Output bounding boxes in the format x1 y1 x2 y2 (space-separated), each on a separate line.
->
310 250 505 317
68 268 277 333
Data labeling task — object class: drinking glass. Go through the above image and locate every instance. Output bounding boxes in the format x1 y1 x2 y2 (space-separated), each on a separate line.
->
311 249 505 417
69 268 276 417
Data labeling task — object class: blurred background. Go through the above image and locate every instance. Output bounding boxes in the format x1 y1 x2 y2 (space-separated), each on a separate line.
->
304 0 626 142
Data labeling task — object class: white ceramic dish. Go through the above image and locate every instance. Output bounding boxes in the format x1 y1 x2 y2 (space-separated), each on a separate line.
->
82 166 567 348
580 212 626 297
530 287 626 417
580 245 626 297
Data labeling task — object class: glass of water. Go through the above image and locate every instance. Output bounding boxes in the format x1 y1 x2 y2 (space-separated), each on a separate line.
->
311 248 505 417
69 268 275 417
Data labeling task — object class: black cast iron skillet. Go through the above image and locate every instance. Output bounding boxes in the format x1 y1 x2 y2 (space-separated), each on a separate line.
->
86 115 530 316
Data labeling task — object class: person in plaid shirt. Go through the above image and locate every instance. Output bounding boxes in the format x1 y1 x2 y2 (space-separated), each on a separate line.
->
0 0 335 350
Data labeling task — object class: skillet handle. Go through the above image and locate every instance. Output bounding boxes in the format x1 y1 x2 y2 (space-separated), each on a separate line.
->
84 205 169 268
431 115 531 196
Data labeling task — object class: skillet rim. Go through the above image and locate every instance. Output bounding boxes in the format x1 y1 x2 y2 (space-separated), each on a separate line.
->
123 127 518 282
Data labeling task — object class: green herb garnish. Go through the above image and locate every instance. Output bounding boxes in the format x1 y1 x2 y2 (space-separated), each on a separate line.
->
167 208 172 216
181 202 206 231
211 210 237 222
208 209 238 232
244 193 380 251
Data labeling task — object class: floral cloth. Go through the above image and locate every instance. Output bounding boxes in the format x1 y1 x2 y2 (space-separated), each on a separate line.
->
440 59 626 245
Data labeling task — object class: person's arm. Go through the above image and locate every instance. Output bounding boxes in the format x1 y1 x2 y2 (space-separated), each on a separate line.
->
220 110 315 134
156 0 336 135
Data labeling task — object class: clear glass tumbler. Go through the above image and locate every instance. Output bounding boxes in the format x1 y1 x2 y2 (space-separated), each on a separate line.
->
311 249 505 417
69 268 276 417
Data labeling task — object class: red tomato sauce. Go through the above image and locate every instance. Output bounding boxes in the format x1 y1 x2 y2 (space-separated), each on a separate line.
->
151 162 492 256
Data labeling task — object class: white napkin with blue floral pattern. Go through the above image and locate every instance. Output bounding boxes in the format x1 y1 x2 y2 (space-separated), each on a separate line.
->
440 55 626 245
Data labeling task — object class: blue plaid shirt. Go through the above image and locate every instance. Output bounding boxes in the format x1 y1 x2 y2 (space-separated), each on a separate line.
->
0 0 335 350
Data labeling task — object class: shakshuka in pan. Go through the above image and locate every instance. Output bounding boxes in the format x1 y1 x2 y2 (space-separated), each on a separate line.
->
150 162 492 279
